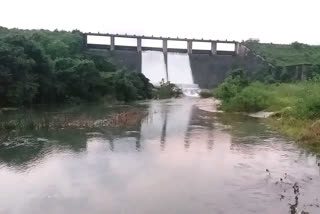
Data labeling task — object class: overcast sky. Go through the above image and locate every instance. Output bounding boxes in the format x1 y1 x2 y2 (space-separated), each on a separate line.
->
1 0 319 44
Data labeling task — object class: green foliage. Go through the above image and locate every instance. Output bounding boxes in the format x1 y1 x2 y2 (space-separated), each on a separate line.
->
287 81 320 119
291 41 305 50
0 35 48 106
222 83 268 112
245 38 260 44
199 90 213 98
153 79 183 99
213 68 248 101
245 40 320 66
86 54 117 72
0 26 153 106
215 72 320 118
213 68 304 112
55 59 106 102
111 71 153 102
294 94 320 119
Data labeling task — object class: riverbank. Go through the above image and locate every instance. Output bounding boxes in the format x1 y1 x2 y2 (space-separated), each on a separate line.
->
206 76 320 152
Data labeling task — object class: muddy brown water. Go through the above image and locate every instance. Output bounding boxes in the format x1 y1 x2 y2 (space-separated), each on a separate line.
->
0 98 320 214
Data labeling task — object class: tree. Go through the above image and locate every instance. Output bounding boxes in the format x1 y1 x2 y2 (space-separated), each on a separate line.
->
0 40 39 105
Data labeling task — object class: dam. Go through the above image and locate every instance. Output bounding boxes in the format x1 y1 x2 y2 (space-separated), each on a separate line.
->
83 33 268 88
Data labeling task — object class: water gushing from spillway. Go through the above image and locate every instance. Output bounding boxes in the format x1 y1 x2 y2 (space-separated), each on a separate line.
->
141 51 200 97
167 53 200 97
141 51 167 85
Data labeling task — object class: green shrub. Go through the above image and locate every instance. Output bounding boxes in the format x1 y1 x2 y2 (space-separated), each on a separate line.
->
199 90 213 98
222 83 268 112
291 41 305 50
292 91 320 119
153 80 183 99
109 71 153 102
213 68 248 101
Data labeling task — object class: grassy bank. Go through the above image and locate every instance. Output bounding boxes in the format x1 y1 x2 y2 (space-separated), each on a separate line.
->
209 71 320 151
245 40 320 66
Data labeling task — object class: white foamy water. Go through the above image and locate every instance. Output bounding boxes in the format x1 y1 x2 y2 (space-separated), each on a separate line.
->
176 84 201 97
167 53 200 97
141 51 167 85
142 51 200 96
167 53 193 84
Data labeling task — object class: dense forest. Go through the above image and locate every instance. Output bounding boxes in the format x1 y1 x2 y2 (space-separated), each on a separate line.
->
0 27 153 107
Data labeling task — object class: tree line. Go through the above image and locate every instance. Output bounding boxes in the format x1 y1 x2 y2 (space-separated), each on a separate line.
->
0 27 153 107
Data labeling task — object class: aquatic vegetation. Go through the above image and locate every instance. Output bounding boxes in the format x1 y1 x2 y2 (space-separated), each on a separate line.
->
0 110 147 132
107 111 147 127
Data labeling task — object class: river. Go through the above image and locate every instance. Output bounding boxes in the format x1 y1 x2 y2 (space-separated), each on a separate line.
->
0 98 319 214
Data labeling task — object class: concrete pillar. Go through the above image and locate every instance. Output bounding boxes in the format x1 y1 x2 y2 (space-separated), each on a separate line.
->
138 52 142 73
110 36 115 51
187 40 192 54
83 34 87 49
163 39 168 53
164 53 169 81
238 43 244 56
211 42 217 55
295 65 300 80
137 38 142 52
163 39 169 81
235 43 239 55
301 65 307 80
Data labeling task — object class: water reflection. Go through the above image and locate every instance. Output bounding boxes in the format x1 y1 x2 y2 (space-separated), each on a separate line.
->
0 98 320 214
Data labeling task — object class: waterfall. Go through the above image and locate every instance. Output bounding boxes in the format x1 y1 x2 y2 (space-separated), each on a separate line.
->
141 51 200 97
141 51 167 85
167 53 193 84
167 53 200 97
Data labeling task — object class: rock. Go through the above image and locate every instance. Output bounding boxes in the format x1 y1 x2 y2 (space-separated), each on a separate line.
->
249 111 274 118
37 138 49 143
1 107 19 112
270 107 292 118
86 132 104 136
93 119 109 127
4 120 16 130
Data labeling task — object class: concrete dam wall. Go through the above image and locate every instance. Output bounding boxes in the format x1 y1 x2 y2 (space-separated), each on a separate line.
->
189 53 268 88
87 49 268 89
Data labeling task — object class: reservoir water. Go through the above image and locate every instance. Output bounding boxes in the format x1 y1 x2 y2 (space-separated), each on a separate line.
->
0 98 320 214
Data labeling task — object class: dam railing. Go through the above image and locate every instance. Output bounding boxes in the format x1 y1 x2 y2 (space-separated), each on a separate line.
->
83 32 249 56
